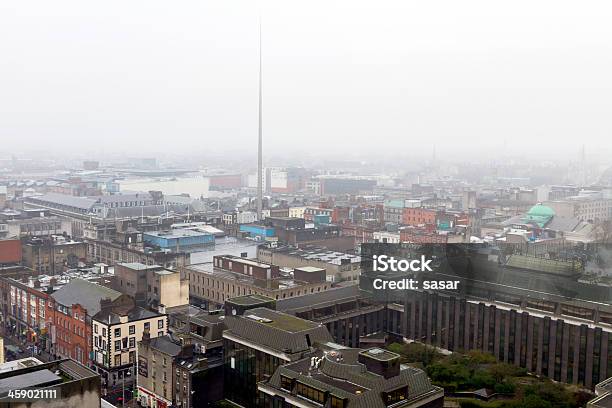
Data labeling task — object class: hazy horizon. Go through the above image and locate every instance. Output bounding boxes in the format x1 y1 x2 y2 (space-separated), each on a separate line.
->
1 0 612 159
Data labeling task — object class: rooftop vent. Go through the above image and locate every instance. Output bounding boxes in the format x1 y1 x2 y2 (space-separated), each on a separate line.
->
245 314 273 323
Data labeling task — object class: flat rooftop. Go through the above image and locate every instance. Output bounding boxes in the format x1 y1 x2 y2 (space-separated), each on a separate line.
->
155 269 176 276
359 347 400 361
219 255 271 268
119 262 162 270
188 263 307 290
296 266 325 273
244 308 319 332
144 229 212 239
0 369 61 396
227 294 275 306
188 237 259 264
272 246 361 265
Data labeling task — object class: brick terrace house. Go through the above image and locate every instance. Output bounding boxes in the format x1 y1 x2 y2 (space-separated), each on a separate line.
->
48 278 125 368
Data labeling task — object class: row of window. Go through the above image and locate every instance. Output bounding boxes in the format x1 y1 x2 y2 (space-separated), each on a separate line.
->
280 376 347 408
94 319 164 337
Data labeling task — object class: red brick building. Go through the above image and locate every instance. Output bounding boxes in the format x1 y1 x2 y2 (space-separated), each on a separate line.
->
0 239 22 264
402 208 437 226
49 278 123 368
400 228 447 244
0 277 53 347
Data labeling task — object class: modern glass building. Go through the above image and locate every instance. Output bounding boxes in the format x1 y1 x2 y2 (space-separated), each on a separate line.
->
222 307 334 407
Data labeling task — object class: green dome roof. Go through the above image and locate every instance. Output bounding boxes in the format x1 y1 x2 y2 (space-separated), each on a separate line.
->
527 204 555 217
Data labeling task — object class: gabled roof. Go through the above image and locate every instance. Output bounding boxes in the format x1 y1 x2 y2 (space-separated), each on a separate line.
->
149 336 182 356
51 278 122 316
33 193 97 211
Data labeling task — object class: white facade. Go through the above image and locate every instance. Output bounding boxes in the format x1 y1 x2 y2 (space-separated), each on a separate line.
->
288 207 306 219
373 231 401 244
237 211 257 224
269 169 288 191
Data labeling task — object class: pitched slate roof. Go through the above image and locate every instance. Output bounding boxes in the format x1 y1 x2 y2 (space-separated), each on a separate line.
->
149 336 182 356
94 306 161 324
264 344 443 408
223 308 333 356
51 278 122 316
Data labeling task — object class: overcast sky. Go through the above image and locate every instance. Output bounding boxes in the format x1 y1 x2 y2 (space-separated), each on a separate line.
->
1 1 612 160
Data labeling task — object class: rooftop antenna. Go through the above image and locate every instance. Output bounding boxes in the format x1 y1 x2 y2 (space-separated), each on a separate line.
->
256 19 263 221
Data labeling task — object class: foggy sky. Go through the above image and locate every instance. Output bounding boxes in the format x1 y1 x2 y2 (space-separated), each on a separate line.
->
1 1 612 160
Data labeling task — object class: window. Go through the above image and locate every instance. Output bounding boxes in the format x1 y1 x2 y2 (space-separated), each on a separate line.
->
280 375 293 391
129 325 135 335
114 327 121 337
331 396 346 408
102 327 107 337
385 387 407 406
129 337 135 348
158 319 164 329
296 382 325 404
144 322 150 331
115 340 121 351
94 325 98 334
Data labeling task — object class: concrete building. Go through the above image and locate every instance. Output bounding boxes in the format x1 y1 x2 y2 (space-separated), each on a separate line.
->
383 199 405 224
0 359 101 408
0 186 6 209
114 262 164 306
21 235 87 274
146 269 189 309
259 344 444 408
223 307 334 406
223 210 257 225
373 231 401 244
588 377 612 407
142 229 214 253
0 208 72 239
0 356 42 373
288 206 306 219
318 177 377 195
257 245 361 282
184 255 331 308
87 238 190 269
546 196 612 222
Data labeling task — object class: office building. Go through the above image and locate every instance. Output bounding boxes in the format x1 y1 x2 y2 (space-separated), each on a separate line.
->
223 307 334 406
185 255 331 308
257 245 361 282
259 344 444 408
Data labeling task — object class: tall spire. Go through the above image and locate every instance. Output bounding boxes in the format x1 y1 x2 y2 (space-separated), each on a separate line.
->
256 20 263 221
